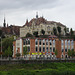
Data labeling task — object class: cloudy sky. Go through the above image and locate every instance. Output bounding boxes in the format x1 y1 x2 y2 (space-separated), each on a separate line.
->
0 0 75 30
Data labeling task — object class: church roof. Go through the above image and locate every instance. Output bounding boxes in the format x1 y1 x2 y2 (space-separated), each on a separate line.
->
23 17 66 27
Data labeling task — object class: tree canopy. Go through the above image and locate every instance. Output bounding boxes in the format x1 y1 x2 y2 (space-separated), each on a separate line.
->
57 26 61 35
41 29 45 35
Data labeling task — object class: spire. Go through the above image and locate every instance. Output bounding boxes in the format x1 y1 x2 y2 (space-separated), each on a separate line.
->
3 16 6 27
36 12 38 19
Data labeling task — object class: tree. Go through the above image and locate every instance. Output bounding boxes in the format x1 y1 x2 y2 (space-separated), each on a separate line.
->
53 27 57 35
57 26 61 35
33 31 38 37
70 28 73 36
41 29 45 35
64 27 67 35
55 49 58 58
15 53 21 59
68 49 75 58
68 49 71 58
23 46 28 58
0 30 2 36
26 33 33 37
4 46 12 59
2 37 14 53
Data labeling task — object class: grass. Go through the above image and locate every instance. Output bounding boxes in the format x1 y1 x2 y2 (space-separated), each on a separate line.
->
0 62 75 75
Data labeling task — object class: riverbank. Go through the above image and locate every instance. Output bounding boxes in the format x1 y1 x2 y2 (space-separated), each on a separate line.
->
0 62 75 75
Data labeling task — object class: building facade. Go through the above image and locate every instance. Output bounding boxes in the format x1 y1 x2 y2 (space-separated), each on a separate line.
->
13 36 75 59
20 16 67 37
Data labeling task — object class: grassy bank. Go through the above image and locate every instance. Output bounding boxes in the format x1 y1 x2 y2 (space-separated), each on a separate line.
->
0 62 75 75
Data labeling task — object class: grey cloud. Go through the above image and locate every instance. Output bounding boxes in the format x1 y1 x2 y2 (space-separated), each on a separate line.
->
0 0 60 11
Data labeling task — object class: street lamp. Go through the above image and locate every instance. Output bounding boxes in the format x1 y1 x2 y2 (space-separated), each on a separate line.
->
0 37 2 59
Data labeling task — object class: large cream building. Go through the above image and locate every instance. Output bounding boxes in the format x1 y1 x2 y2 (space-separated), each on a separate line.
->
20 15 66 37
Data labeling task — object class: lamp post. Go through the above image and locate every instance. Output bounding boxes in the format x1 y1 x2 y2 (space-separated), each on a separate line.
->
0 37 2 59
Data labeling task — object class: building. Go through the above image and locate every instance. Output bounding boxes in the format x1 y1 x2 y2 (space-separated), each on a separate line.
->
1 17 21 37
13 36 75 59
20 14 67 37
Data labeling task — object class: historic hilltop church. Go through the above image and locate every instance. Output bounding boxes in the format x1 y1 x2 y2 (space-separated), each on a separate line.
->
20 13 67 37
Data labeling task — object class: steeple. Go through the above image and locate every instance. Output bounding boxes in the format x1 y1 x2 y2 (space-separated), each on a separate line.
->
36 12 38 19
3 16 6 27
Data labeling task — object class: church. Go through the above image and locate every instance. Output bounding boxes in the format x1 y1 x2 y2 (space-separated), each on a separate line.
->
1 17 21 37
20 13 67 37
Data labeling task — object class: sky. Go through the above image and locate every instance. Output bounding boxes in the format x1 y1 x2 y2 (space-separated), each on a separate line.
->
0 0 75 30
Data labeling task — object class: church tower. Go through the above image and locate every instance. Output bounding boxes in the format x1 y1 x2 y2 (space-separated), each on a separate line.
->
3 17 6 27
36 12 38 19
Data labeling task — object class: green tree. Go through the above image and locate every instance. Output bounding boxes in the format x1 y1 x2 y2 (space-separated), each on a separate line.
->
68 49 71 58
23 46 28 58
2 37 14 53
53 27 57 35
26 33 33 37
55 49 58 56
4 46 12 59
33 31 38 37
15 53 21 59
70 28 73 36
0 30 2 36
57 26 61 35
68 49 75 58
41 29 45 35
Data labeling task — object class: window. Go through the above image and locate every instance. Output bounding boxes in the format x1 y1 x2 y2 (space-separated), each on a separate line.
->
68 40 70 49
39 47 41 52
50 40 52 45
50 47 52 52
26 40 28 45
65 40 67 51
65 48 67 52
36 47 38 52
35 39 38 45
61 40 64 46
46 47 48 52
62 49 64 52
39 39 41 45
43 47 45 52
28 46 30 52
43 39 45 45
23 40 25 45
28 40 30 44
53 40 55 46
46 39 48 45
53 47 55 52
71 40 74 50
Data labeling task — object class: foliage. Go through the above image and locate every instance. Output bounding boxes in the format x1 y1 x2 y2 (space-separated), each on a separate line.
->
57 26 61 35
70 28 74 36
0 30 2 36
68 49 72 57
26 33 33 37
41 29 45 35
0 63 75 75
33 31 38 37
64 27 67 35
2 37 14 53
15 53 21 58
23 46 28 57
53 27 57 35
68 49 75 58
55 49 58 56
4 46 12 57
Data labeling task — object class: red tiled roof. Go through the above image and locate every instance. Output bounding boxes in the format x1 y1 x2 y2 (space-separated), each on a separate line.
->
23 17 66 27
